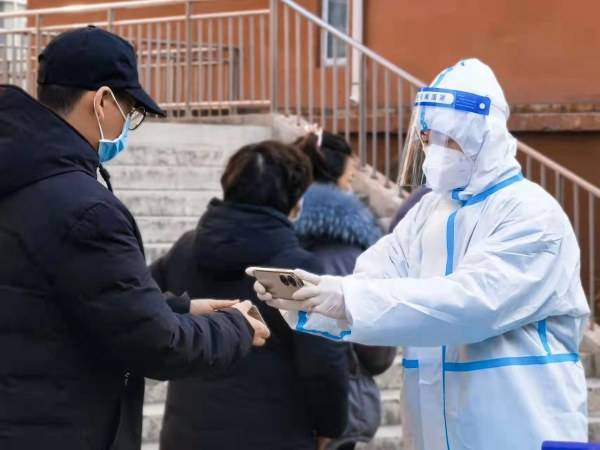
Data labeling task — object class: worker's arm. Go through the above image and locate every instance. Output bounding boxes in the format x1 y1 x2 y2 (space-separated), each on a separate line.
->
343 202 587 346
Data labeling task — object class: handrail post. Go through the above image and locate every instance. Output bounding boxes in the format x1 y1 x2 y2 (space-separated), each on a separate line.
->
185 1 193 117
269 0 278 112
358 52 366 168
590 194 596 324
33 14 42 98
107 8 115 32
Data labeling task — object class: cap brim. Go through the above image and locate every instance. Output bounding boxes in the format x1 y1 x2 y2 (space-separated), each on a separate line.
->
125 86 166 117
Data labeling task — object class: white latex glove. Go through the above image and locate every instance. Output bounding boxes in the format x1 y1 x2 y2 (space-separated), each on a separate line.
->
249 268 347 320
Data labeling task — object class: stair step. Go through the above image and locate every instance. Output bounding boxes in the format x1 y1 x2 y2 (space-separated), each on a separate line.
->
356 425 404 450
122 121 272 168
117 190 216 217
136 216 198 244
145 244 172 264
588 378 600 415
582 352 595 376
589 415 600 441
381 389 401 426
108 166 222 190
110 145 231 168
145 379 168 403
142 402 164 443
141 444 159 450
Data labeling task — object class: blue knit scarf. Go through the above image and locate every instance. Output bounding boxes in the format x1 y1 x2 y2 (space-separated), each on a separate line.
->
294 183 383 250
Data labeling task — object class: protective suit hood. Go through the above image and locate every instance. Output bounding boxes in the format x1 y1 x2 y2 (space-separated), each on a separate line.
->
421 58 521 199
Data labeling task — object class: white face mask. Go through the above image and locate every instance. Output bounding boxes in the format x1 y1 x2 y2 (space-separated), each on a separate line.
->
422 144 473 192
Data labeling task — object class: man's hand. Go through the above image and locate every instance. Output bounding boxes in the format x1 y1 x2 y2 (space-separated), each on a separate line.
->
316 436 331 450
232 300 270 347
189 299 240 315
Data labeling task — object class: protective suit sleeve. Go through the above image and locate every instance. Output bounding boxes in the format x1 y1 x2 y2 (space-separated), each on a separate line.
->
343 202 585 347
280 196 424 339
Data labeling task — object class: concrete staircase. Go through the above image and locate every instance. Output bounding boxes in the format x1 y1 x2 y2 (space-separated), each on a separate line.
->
108 120 273 263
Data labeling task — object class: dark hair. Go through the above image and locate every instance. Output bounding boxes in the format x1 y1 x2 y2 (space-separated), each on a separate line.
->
221 140 313 215
294 131 352 184
37 85 86 117
37 58 131 116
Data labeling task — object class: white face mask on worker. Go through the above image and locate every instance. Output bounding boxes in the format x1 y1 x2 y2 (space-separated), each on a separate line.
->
422 144 474 192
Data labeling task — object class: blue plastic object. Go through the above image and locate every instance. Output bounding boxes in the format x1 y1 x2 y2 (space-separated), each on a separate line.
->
543 442 600 450
414 87 491 116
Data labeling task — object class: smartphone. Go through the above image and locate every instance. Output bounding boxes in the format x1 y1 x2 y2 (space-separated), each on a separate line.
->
247 304 268 326
249 267 305 300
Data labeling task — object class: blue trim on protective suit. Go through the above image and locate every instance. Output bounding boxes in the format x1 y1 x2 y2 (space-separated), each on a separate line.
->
402 359 419 369
444 353 579 372
445 211 458 276
442 346 451 450
401 353 578 372
451 188 464 202
462 174 524 206
440 172 525 450
295 311 351 341
538 320 553 355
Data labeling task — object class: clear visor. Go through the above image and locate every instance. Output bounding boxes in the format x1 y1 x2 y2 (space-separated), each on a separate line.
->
397 107 458 190
397 87 491 190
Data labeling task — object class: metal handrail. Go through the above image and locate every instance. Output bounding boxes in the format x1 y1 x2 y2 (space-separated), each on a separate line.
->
0 0 198 19
0 9 270 35
280 0 426 88
281 0 600 196
275 0 598 318
518 141 600 199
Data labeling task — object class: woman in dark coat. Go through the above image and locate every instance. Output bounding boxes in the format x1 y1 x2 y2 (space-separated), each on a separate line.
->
294 132 397 450
151 140 350 450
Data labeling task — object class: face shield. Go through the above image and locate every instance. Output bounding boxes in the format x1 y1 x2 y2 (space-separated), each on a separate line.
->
398 87 491 190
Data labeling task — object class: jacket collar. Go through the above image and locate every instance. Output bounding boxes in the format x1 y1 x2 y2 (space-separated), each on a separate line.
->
0 85 99 198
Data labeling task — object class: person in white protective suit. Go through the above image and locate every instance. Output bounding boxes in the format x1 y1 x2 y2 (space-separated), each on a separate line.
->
248 58 590 450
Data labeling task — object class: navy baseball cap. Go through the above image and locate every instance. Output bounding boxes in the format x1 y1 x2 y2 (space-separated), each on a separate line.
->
37 25 165 117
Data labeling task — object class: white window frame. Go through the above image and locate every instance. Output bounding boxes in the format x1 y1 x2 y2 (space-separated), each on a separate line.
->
321 0 349 67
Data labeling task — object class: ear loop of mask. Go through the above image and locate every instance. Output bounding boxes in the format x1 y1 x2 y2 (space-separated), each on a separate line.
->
94 87 127 141
94 88 127 193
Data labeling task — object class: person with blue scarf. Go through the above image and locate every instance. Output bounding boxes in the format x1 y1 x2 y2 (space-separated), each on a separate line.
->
294 132 396 450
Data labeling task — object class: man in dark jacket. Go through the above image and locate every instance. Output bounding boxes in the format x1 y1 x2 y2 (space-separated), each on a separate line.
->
0 27 268 450
151 141 350 450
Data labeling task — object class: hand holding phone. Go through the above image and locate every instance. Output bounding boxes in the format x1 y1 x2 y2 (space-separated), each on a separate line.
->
232 300 270 346
246 267 305 300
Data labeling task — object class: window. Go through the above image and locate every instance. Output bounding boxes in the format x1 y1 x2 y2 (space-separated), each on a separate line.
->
0 1 27 34
0 1 28 80
322 0 348 66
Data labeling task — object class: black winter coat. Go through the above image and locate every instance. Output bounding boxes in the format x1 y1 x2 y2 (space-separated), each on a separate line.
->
0 85 254 450
151 199 350 450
